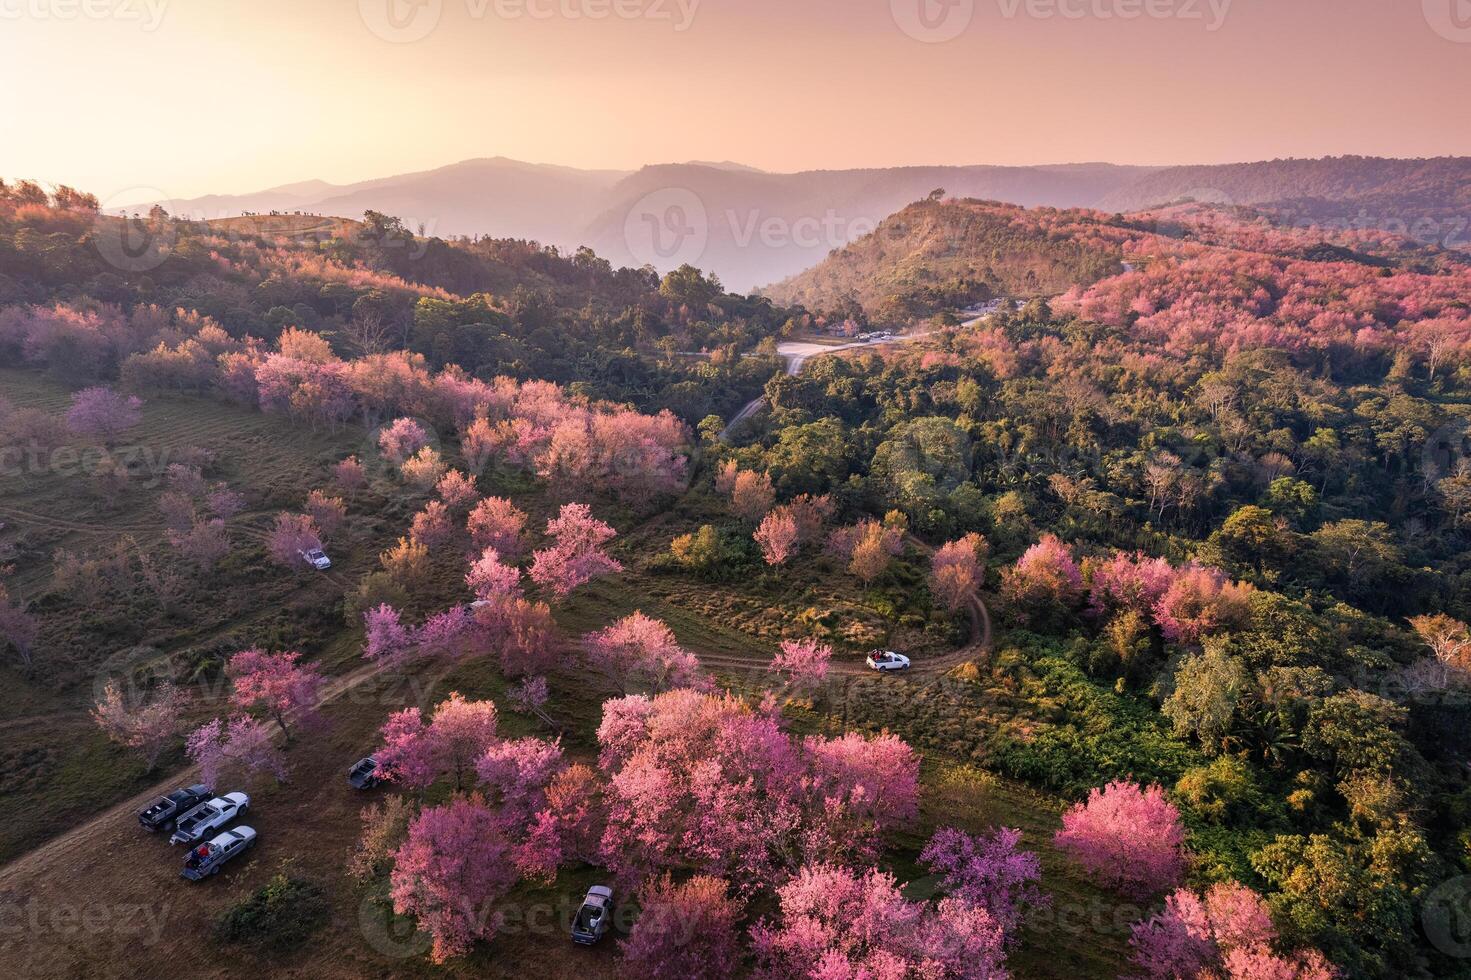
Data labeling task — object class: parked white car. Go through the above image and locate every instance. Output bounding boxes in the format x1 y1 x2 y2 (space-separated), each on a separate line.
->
169 792 250 845
866 650 911 672
300 547 332 570
181 826 257 880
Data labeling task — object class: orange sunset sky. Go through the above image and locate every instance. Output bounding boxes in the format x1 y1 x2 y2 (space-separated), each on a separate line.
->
4 0 1471 203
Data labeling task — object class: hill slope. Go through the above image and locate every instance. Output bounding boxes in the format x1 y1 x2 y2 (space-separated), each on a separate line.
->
761 198 1127 322
1098 156 1471 245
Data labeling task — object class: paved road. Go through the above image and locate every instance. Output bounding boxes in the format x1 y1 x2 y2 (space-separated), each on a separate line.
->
720 331 940 440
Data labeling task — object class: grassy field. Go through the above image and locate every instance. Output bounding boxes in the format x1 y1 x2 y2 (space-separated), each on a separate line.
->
0 368 379 862
0 370 1135 979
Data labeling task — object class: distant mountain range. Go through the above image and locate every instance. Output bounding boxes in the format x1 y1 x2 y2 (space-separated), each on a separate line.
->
128 155 1471 292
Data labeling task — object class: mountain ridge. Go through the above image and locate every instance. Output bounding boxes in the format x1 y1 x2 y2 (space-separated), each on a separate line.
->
114 155 1471 291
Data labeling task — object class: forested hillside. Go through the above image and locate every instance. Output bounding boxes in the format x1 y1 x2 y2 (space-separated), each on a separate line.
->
0 182 786 423
1099 156 1471 247
762 198 1128 324
3 180 1471 980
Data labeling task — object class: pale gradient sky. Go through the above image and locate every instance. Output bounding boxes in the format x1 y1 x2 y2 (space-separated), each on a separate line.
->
4 0 1470 205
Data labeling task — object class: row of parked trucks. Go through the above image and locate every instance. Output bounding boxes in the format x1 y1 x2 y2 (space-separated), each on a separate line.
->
133 754 626 941
137 785 256 881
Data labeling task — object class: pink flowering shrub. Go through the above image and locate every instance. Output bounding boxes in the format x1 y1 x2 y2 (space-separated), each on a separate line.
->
1053 780 1186 897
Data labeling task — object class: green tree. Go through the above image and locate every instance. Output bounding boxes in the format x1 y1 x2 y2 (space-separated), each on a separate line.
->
1163 642 1249 754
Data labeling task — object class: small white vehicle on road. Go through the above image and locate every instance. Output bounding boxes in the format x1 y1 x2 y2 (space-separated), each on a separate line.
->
169 792 250 845
300 547 332 570
865 650 911 672
181 826 257 880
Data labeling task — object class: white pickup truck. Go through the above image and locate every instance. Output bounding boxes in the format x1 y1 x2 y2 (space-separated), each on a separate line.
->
169 792 250 845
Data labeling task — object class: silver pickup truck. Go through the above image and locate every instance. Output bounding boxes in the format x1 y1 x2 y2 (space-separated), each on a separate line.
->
169 792 250 845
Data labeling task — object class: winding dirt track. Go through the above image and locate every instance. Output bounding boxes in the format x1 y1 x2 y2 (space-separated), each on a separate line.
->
0 456 995 980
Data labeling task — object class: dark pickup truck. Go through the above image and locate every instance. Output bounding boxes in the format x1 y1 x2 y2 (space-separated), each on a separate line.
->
348 755 382 789
138 784 211 833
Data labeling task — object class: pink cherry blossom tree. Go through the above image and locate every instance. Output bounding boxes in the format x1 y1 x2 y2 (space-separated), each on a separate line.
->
415 606 478 661
1053 780 1186 896
507 675 551 724
718 463 775 523
376 692 499 793
1086 552 1176 617
378 417 429 467
410 500 455 549
435 469 480 512
91 681 189 772
332 455 367 495
803 731 921 864
226 648 326 742
750 863 1008 980
205 486 245 521
167 517 230 572
930 533 989 614
584 612 701 695
596 689 919 890
620 875 744 980
65 386 142 444
266 513 322 570
185 715 288 787
1131 883 1336 980
1002 533 1084 618
466 546 522 601
363 603 415 666
529 502 622 599
465 549 558 677
1153 564 1254 646
920 825 1046 938
770 637 832 695
466 496 528 557
390 795 517 963
304 489 346 540
755 509 800 566
475 737 566 832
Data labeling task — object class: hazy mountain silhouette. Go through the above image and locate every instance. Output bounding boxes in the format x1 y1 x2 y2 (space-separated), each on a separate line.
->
140 155 1471 292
